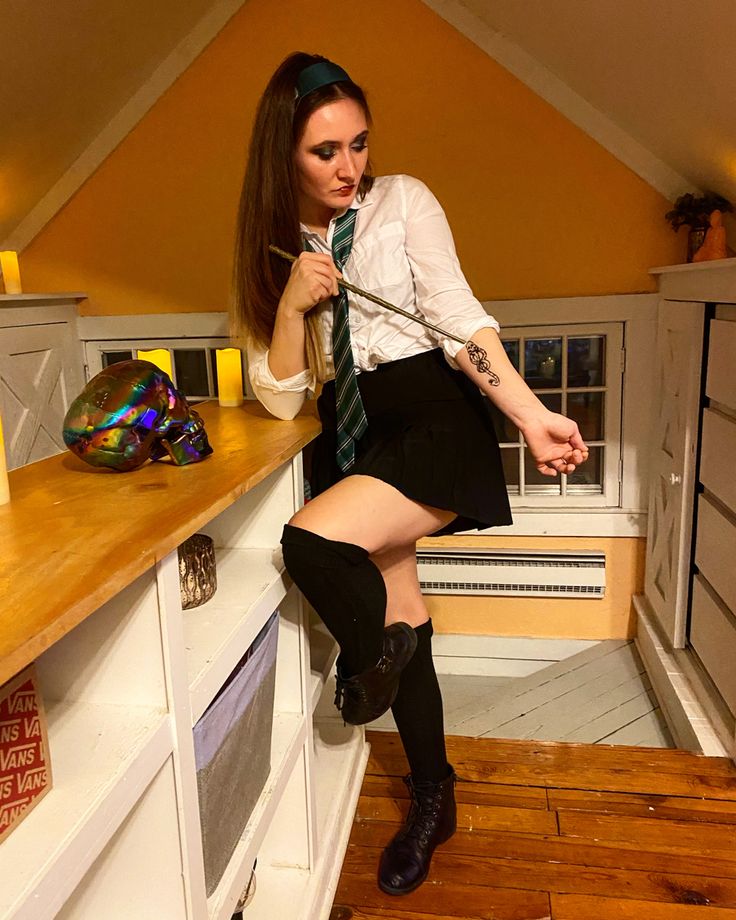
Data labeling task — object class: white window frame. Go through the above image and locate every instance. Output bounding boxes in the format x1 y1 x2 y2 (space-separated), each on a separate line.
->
477 293 658 537
498 321 624 510
84 337 237 399
76 298 658 537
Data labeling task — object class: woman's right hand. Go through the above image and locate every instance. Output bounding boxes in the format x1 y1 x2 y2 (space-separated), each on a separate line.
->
279 252 340 316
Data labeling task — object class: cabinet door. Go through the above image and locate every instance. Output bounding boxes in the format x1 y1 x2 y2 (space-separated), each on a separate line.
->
0 322 84 468
644 301 704 646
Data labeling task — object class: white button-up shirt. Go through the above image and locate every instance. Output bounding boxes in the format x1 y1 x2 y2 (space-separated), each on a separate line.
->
247 174 500 419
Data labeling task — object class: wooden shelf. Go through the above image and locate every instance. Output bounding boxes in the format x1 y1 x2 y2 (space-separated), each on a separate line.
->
207 712 307 920
0 401 320 687
184 547 290 724
0 701 170 919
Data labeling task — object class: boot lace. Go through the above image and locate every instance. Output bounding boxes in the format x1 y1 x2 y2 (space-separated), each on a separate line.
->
334 674 369 712
401 777 444 848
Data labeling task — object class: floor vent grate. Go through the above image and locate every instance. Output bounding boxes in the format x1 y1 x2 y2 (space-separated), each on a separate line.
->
417 549 605 598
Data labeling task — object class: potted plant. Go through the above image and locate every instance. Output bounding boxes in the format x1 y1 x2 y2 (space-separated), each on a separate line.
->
665 191 733 261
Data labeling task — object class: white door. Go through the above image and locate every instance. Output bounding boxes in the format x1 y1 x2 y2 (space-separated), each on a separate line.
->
0 323 85 469
644 300 704 647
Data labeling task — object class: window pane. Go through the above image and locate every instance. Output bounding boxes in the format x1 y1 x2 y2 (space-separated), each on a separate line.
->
102 350 133 367
525 338 562 389
539 393 562 414
568 336 605 387
502 339 520 371
567 446 603 489
568 392 604 441
524 450 562 493
209 349 220 397
174 349 209 396
484 397 519 444
500 448 519 492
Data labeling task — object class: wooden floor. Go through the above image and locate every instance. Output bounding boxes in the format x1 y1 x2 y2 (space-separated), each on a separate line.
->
331 731 736 919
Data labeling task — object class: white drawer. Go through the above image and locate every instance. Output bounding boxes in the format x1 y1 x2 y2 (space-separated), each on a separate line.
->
701 408 736 516
690 574 736 717
695 494 736 614
706 320 736 410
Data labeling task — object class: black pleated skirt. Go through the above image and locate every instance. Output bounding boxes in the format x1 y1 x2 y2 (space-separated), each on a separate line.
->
308 348 512 535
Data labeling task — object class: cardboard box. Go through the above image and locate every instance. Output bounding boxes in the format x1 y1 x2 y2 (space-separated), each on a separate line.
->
0 664 52 843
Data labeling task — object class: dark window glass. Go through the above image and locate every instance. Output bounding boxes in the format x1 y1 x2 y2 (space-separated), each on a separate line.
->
502 339 520 371
484 397 519 444
539 393 562 414
568 392 604 441
174 350 209 396
525 338 562 389
209 349 220 397
102 350 133 367
568 336 605 387
500 448 519 491
567 446 603 488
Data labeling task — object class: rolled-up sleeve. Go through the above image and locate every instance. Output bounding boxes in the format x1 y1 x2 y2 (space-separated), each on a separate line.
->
402 176 500 364
246 338 315 420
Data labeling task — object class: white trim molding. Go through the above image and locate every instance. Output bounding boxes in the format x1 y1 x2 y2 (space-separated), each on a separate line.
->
420 0 690 201
2 0 251 252
650 258 736 302
634 595 731 756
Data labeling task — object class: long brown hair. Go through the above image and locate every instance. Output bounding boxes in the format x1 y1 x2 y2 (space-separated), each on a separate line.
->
233 52 374 382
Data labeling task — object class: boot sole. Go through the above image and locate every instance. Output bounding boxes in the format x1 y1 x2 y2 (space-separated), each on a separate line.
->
377 869 429 896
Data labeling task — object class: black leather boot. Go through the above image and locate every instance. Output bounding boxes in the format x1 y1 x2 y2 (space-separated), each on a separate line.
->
378 766 457 895
334 622 418 725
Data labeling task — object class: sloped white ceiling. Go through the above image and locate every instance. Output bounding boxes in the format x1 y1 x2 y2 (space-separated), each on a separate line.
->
1 0 734 248
457 0 736 203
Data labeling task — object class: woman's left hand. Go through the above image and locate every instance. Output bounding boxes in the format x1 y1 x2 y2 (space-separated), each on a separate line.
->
520 411 589 477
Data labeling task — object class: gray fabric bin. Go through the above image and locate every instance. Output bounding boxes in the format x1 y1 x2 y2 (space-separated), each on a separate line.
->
194 611 279 895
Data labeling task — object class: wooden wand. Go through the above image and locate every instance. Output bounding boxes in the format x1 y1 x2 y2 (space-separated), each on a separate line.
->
268 244 499 386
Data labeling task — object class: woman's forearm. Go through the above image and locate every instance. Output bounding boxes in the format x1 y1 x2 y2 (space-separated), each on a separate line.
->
267 302 309 381
455 326 547 426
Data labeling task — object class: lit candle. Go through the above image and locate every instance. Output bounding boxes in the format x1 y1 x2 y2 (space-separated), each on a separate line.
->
0 251 22 295
216 348 244 407
0 414 10 505
137 348 173 379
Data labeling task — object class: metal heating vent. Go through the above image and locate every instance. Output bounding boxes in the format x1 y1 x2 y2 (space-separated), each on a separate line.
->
416 548 606 598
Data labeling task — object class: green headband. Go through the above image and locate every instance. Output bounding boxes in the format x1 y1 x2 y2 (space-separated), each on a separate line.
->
295 60 351 102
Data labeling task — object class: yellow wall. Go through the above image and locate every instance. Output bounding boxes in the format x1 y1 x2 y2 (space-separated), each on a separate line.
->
20 0 680 313
17 0 662 640
419 535 645 639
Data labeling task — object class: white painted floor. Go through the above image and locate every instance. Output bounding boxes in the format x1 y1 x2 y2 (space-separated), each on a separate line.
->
370 639 674 748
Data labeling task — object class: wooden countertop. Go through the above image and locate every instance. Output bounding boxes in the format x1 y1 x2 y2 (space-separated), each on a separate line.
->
0 401 320 686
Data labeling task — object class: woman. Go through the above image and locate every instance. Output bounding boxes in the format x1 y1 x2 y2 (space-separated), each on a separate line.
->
233 52 588 896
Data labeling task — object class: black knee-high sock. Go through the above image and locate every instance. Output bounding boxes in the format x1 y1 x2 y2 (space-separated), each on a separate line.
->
390 619 449 784
281 524 385 676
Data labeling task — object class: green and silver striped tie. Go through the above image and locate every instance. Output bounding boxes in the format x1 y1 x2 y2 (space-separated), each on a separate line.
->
331 208 367 471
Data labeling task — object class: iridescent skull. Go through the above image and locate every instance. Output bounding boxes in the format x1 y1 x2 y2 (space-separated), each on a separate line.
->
63 359 213 472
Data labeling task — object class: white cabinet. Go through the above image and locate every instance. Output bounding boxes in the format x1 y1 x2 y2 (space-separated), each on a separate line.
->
635 260 736 756
0 294 86 469
0 404 368 919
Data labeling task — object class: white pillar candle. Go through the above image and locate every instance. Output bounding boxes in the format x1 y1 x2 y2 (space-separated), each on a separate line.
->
0 414 10 505
216 348 244 407
136 348 174 379
0 251 22 295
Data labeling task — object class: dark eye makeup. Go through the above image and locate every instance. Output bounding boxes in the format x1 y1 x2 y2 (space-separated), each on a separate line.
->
311 132 369 161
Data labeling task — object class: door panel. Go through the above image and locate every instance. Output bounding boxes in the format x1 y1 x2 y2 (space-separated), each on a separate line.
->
644 301 703 646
